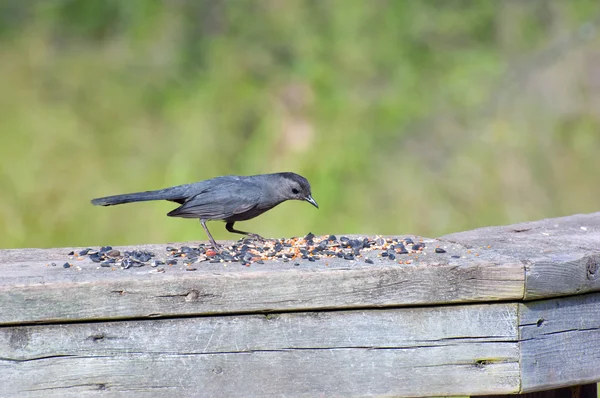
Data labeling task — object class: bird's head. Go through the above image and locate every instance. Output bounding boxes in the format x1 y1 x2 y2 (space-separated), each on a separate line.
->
276 172 318 209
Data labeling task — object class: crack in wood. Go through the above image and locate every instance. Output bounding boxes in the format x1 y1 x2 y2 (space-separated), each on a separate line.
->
155 290 215 301
520 326 600 343
435 336 516 342
25 383 108 392
0 354 80 362
1 342 519 362
513 228 534 233
24 384 182 393
520 320 544 328
409 357 518 369
539 327 600 336
86 333 122 342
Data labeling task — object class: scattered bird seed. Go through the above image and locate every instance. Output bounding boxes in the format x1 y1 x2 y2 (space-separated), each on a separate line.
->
107 249 121 257
305 232 316 241
61 235 459 270
152 260 164 267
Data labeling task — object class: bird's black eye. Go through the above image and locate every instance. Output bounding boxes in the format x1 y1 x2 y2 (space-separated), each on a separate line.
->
292 188 299 194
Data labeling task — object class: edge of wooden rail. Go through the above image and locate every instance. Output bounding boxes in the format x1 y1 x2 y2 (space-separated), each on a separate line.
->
1 212 599 324
441 211 600 300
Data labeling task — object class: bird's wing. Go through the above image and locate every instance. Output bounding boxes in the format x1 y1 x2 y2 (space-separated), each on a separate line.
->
167 182 260 220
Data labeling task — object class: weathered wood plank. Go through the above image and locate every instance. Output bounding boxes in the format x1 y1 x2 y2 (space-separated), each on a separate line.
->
0 250 524 324
1 212 599 326
0 305 520 397
520 292 600 392
5 212 600 324
5 292 600 396
0 350 520 398
3 213 600 397
441 212 600 300
0 304 519 357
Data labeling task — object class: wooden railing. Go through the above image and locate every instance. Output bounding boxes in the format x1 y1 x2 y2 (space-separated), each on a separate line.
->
2 212 600 397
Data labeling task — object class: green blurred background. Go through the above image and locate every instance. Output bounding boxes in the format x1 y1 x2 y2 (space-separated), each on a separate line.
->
1 0 600 249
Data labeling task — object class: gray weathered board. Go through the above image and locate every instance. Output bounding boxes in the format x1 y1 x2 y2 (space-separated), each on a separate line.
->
1 212 600 397
1 292 600 396
2 212 600 324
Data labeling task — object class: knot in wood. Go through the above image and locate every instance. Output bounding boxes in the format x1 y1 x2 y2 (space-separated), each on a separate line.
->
88 333 106 342
185 290 200 302
586 256 599 280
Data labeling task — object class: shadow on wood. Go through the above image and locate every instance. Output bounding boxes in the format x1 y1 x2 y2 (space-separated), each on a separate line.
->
474 382 597 398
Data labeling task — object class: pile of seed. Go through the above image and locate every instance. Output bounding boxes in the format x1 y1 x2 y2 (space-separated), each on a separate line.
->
62 233 450 270
64 246 156 269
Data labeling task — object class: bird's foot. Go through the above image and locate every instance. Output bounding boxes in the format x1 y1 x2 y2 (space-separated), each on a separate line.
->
207 240 222 253
240 233 268 245
248 233 265 241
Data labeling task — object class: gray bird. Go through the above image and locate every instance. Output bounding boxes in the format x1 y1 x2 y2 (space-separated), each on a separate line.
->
91 172 318 249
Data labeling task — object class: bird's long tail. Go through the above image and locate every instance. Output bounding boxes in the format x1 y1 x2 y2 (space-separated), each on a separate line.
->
91 188 184 206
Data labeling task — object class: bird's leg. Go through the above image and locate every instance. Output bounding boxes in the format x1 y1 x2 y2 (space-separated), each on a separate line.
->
225 222 266 242
200 219 221 250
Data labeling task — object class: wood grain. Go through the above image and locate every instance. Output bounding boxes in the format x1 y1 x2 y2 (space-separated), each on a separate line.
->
0 304 520 397
441 212 600 300
0 258 524 325
520 292 600 392
3 213 600 396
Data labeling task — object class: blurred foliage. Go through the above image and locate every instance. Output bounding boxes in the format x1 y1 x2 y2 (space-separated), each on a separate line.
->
1 0 600 248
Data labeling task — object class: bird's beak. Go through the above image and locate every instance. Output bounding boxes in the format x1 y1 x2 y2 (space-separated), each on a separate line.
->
304 195 319 209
